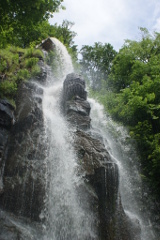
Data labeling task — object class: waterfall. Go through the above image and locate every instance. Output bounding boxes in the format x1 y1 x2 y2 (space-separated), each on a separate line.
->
1 37 158 239
42 39 97 239
88 98 157 240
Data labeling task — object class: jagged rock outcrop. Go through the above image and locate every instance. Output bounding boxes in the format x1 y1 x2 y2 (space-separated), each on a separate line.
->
62 73 90 130
62 73 141 240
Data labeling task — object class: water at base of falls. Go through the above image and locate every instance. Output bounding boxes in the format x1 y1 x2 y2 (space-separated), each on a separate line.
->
41 39 97 240
88 98 157 240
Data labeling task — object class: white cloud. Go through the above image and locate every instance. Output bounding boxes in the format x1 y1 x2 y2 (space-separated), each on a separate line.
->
50 0 160 51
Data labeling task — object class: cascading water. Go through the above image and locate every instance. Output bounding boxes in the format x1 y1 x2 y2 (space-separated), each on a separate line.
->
0 37 158 239
42 38 97 239
88 98 157 240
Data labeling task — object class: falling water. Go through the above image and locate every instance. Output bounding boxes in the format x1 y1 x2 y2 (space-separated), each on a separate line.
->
42 39 97 239
88 98 157 240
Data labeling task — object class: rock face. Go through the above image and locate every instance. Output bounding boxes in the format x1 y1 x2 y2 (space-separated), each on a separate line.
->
0 61 48 222
62 73 90 130
62 73 141 240
0 99 15 193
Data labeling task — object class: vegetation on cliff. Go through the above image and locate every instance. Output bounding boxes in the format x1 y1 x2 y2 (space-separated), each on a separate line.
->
0 47 44 103
0 0 77 104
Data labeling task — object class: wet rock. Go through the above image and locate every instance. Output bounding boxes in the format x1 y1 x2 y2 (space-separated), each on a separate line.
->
35 60 47 83
62 73 90 130
62 73 140 240
0 100 15 193
39 37 56 51
0 210 43 240
0 99 15 129
75 130 110 174
63 73 87 102
0 65 48 221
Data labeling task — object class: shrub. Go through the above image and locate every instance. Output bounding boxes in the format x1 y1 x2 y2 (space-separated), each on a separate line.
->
17 69 30 81
0 80 17 98
25 57 39 68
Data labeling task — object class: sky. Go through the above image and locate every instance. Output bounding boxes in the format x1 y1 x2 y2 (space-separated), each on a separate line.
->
49 0 160 51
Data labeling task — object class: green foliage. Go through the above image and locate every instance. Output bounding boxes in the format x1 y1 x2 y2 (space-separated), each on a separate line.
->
0 58 7 72
101 28 160 197
0 80 17 98
0 46 43 100
17 69 30 81
31 65 41 76
24 48 44 59
25 57 39 68
52 20 77 47
86 28 160 198
0 0 63 47
48 20 78 62
0 2 78 101
80 42 117 89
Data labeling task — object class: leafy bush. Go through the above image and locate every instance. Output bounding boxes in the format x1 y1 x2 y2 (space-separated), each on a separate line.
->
17 69 30 81
24 48 44 59
25 57 39 68
0 59 7 72
0 46 44 102
31 65 41 76
0 80 17 98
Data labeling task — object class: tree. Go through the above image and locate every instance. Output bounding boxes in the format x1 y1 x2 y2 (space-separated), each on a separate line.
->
48 20 78 61
80 42 117 89
0 0 63 25
105 28 160 196
51 20 77 47
108 28 156 92
0 0 63 47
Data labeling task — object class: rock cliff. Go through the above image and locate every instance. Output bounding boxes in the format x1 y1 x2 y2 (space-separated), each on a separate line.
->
0 57 48 239
0 99 15 193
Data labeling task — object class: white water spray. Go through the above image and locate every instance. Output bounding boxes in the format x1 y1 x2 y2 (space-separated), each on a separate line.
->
42 39 97 239
88 97 156 240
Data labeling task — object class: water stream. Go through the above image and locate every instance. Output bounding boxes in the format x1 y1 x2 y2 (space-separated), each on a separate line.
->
88 98 157 240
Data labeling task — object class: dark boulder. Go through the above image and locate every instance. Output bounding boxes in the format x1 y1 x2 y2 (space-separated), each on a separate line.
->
63 73 87 102
39 37 56 52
